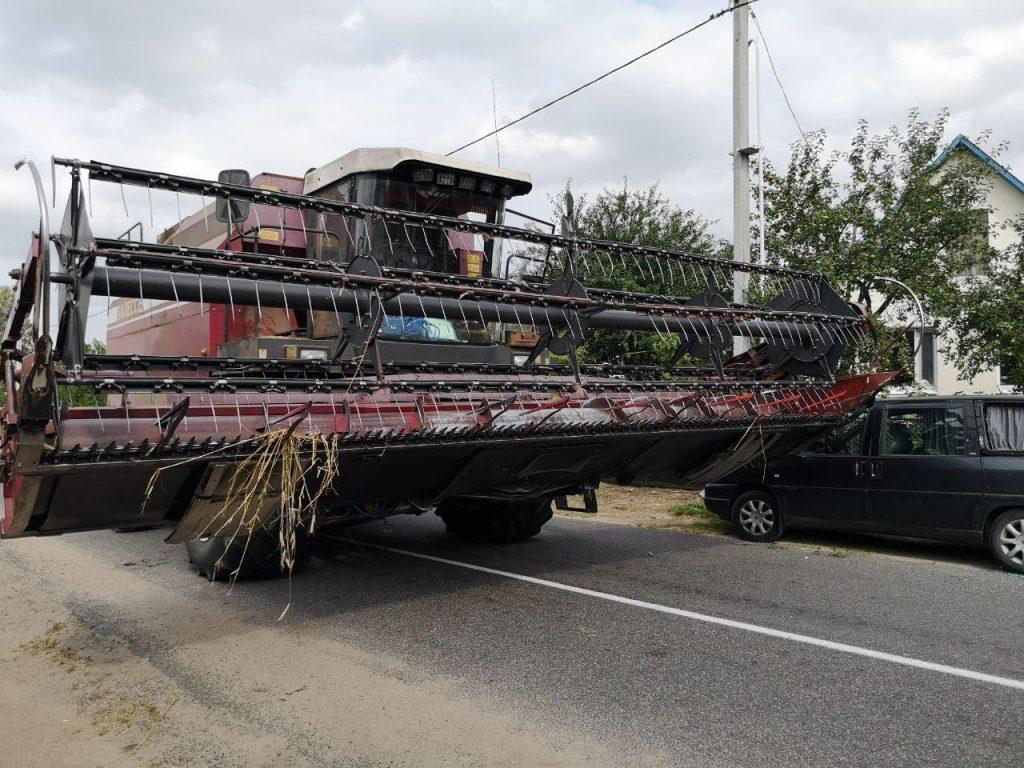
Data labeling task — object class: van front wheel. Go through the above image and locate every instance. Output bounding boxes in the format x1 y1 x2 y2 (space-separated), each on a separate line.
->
731 490 783 543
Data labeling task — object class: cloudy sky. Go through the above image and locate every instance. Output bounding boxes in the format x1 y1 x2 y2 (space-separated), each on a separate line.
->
2 0 1022 284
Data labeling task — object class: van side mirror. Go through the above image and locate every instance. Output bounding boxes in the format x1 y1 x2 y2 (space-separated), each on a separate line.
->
215 169 251 224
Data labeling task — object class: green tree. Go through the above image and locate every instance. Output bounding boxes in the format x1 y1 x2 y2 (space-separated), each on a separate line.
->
760 109 994 314
0 285 32 407
62 339 107 406
0 286 108 406
943 217 1024 390
546 180 727 366
0 285 33 355
757 108 999 373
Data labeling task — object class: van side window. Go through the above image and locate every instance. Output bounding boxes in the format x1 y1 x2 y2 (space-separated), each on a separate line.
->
803 412 868 455
883 406 967 456
985 404 1024 452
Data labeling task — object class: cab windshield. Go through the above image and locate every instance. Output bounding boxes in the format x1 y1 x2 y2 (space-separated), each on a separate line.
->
365 177 500 274
309 171 507 344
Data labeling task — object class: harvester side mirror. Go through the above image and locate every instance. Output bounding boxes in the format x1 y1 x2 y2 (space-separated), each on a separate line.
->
215 169 252 225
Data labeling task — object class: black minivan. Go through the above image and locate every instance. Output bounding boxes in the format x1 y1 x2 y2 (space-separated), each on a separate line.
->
702 396 1024 572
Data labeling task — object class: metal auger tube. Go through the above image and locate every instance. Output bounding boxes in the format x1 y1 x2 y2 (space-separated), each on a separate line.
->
90 266 858 345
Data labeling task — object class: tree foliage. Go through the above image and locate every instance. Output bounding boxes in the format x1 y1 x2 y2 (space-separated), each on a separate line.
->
0 285 107 405
62 338 108 406
547 180 727 366
944 217 1024 389
757 108 1007 376
0 285 32 355
759 109 995 315
537 111 1021 387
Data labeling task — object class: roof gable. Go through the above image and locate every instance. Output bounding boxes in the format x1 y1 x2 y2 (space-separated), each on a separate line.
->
934 134 1024 197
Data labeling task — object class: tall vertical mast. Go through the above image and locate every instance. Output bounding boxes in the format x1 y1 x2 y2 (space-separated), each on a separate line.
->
731 0 753 352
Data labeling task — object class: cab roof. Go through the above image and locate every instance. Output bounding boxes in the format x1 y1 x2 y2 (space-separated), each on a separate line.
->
303 147 532 197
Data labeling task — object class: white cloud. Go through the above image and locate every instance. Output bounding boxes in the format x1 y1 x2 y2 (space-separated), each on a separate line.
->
339 8 365 31
0 0 1021 274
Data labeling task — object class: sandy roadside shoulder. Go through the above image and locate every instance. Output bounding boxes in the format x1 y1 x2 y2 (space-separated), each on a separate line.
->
0 546 285 768
0 537 618 768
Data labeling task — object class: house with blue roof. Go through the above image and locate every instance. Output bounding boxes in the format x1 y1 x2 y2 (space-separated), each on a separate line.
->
905 134 1022 394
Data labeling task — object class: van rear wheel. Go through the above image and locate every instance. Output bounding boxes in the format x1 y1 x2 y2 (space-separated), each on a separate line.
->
989 510 1024 574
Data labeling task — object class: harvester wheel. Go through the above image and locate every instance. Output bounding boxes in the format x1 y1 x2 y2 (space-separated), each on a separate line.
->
185 529 302 581
438 497 553 543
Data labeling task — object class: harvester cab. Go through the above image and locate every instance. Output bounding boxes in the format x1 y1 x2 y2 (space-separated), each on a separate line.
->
301 148 533 364
0 152 895 581
143 149 535 368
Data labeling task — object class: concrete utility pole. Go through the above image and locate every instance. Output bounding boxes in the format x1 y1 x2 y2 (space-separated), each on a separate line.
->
731 0 756 353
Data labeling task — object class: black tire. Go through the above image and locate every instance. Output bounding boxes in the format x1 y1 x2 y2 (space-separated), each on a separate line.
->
438 497 554 543
185 528 304 581
731 489 784 543
988 509 1024 574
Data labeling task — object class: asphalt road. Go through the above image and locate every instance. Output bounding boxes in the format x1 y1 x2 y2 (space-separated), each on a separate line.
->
2 514 1022 767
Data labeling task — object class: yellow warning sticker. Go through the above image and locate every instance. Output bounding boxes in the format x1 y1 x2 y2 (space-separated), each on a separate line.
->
464 252 483 278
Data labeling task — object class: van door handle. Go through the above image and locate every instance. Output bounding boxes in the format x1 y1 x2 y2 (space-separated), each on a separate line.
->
869 460 883 479
853 460 864 478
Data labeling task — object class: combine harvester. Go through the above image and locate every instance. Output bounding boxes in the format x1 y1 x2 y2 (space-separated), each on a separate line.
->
0 151 894 579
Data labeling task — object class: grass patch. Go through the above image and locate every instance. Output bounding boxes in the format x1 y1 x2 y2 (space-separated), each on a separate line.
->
670 500 708 517
670 499 734 534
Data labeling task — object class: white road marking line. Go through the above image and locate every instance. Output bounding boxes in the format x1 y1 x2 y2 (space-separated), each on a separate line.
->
360 541 1024 693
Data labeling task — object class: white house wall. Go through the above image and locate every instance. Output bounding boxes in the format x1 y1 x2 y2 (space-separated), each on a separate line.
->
892 151 1023 395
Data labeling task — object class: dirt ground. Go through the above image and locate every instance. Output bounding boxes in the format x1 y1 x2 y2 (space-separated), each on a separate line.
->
3 613 263 768
561 484 729 533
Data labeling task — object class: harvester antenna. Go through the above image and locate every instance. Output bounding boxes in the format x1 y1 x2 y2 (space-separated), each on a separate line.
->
446 0 760 156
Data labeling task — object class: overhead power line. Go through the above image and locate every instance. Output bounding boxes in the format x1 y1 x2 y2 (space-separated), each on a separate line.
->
750 10 805 137
446 0 761 157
